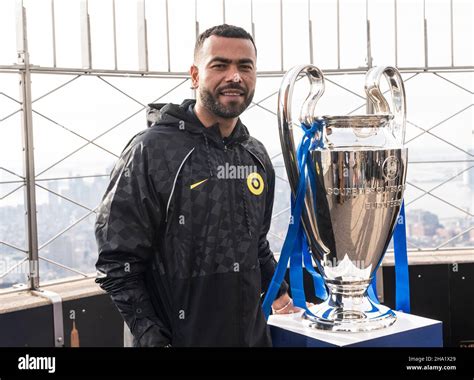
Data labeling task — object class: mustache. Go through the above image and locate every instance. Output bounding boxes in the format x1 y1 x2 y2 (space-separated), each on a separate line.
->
216 84 247 94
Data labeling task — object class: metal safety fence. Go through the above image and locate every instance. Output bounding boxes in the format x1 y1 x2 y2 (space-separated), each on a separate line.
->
0 0 472 291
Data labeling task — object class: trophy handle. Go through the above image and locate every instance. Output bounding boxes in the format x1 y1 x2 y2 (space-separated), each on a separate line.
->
365 66 407 145
277 64 325 196
277 64 329 257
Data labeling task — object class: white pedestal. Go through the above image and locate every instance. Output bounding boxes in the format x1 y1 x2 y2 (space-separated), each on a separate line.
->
269 311 443 347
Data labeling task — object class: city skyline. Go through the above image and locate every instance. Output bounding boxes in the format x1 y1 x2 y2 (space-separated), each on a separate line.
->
1 156 472 289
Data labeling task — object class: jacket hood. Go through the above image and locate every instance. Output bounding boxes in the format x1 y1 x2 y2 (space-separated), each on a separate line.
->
147 99 250 147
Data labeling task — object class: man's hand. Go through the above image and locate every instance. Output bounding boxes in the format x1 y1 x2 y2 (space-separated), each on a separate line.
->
271 292 314 315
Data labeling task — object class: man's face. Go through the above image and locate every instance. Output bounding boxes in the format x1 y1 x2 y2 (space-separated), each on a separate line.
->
191 36 257 119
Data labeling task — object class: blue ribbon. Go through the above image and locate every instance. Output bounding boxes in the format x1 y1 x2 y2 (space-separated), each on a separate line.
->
366 201 410 312
394 202 410 312
262 120 327 318
262 121 410 319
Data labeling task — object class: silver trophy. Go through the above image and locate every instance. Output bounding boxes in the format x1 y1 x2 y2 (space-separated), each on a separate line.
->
277 65 407 332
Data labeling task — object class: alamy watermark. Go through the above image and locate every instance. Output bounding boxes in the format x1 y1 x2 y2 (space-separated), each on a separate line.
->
0 258 38 277
18 354 55 373
324 256 367 269
216 163 257 180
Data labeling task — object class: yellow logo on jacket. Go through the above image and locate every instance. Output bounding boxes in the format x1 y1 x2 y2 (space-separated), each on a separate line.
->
247 172 264 196
190 178 208 190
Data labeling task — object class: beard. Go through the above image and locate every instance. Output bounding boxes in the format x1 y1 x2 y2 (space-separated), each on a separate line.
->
199 84 255 119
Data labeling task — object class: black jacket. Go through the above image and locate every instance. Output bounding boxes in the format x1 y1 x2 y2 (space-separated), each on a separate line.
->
95 99 288 347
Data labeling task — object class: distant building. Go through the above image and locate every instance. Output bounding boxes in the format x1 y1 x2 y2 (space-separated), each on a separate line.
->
47 180 60 207
407 209 443 237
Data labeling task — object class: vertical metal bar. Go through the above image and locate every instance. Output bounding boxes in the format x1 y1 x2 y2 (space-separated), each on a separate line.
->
222 0 226 24
137 0 148 72
366 0 373 114
165 0 171 72
279 0 284 71
423 0 428 69
193 0 198 102
394 0 398 67
250 0 255 41
308 0 313 65
336 0 341 69
51 0 57 67
195 0 199 40
80 0 92 69
366 0 372 69
450 0 454 67
16 0 40 290
193 0 198 98
112 0 118 70
15 1 24 55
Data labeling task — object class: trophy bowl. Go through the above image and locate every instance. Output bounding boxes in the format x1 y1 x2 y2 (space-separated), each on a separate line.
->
277 65 407 332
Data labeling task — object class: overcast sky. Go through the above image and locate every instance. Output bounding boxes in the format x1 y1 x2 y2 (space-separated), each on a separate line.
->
0 0 472 70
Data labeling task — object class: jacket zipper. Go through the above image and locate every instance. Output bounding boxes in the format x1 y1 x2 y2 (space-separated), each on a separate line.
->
224 142 242 345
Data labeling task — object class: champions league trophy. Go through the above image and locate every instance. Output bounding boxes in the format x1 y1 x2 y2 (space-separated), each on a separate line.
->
277 65 407 332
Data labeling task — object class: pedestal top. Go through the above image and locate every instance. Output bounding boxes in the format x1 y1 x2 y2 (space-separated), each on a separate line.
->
269 311 442 347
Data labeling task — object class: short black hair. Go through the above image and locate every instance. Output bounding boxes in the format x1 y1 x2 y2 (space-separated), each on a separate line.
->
194 24 257 61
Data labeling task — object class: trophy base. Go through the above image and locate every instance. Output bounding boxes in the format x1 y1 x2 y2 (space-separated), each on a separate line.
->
303 295 397 333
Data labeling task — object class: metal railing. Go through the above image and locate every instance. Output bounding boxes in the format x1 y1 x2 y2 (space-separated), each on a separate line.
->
0 0 472 292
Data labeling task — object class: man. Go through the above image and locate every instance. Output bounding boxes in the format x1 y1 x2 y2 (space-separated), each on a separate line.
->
95 24 298 347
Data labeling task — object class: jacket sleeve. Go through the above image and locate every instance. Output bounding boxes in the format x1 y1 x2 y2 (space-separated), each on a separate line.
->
258 159 289 299
95 138 171 347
